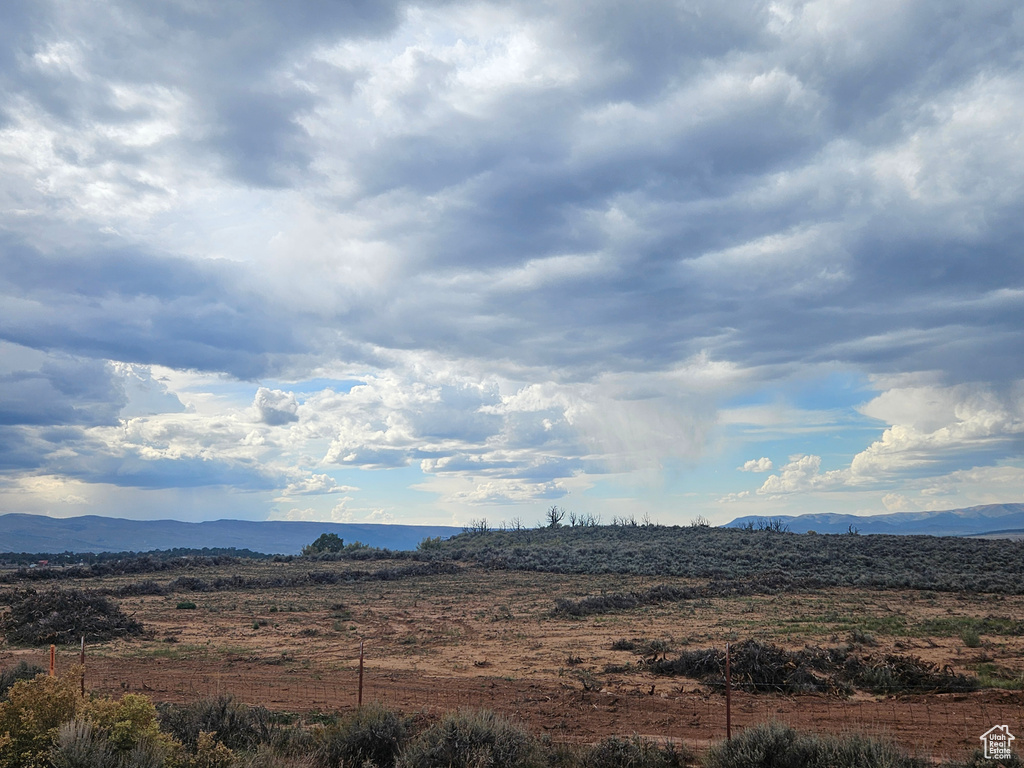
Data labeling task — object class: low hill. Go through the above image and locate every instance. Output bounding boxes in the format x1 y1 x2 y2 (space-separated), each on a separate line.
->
724 503 1024 537
425 523 1024 593
0 513 461 555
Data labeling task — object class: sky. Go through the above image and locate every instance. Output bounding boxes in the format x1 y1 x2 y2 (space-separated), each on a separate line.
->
1 0 1023 529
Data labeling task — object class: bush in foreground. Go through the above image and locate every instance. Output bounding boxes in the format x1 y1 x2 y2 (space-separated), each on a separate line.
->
312 702 408 768
158 695 277 752
0 669 178 768
0 672 1006 768
397 709 542 768
703 721 927 768
582 735 691 768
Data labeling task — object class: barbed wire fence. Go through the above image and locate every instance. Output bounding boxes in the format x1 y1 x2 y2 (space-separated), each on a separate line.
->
46 643 1024 762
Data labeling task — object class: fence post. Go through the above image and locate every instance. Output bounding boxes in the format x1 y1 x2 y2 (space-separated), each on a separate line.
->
49 644 56 676
358 639 365 708
80 636 86 696
725 642 732 741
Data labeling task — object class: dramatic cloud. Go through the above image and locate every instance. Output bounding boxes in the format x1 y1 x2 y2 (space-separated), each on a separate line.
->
254 388 300 426
1 0 1022 524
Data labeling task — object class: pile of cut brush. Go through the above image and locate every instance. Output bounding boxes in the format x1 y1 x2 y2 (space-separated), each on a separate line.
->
0 587 143 645
640 639 977 696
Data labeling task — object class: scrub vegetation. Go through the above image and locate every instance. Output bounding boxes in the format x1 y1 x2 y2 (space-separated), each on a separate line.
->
4 671 1020 768
2 523 1023 765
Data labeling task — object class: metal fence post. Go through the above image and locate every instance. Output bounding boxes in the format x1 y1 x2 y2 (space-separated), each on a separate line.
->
725 643 732 741
358 639 365 708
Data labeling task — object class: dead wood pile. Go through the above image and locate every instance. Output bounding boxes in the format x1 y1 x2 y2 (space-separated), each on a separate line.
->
643 639 977 696
0 587 143 645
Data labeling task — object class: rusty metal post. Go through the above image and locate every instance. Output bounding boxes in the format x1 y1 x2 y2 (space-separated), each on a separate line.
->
725 642 732 741
358 639 364 708
49 644 56 676
80 636 86 696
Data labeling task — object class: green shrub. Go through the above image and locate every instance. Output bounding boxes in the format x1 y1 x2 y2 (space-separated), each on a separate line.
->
582 735 691 768
177 600 198 610
313 702 408 768
0 668 82 768
703 722 926 768
959 628 981 648
397 709 542 768
417 536 443 551
82 692 170 755
158 695 276 752
184 731 236 768
0 671 175 768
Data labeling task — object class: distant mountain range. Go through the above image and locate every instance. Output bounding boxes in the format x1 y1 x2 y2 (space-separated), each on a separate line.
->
3 504 1023 555
724 503 1024 537
0 514 462 555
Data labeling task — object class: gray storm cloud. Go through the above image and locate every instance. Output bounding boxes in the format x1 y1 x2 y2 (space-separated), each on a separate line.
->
0 0 1022 514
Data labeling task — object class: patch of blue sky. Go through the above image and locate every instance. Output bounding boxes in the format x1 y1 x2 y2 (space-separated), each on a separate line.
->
340 465 433 505
722 417 881 458
724 370 878 414
260 378 365 398
171 376 260 403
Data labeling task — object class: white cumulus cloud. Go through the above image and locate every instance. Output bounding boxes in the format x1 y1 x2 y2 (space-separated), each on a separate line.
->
254 387 300 426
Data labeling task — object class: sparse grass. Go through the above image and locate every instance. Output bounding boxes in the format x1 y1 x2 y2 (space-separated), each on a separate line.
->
975 662 1024 690
132 643 210 660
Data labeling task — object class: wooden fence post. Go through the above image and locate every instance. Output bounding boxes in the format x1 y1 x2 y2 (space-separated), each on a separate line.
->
49 644 55 676
80 636 86 696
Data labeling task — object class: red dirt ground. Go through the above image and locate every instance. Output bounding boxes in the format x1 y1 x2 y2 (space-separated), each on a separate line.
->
44 655 1024 762
4 565 1023 763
